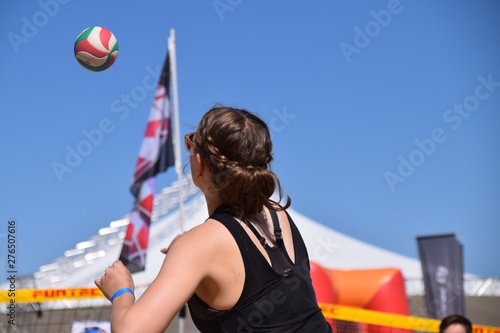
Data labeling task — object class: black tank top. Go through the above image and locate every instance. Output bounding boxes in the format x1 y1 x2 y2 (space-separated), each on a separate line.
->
187 206 333 333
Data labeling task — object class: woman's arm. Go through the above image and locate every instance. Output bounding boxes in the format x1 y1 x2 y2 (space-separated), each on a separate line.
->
95 224 214 333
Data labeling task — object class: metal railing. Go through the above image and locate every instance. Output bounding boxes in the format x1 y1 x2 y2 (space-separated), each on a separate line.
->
405 277 500 296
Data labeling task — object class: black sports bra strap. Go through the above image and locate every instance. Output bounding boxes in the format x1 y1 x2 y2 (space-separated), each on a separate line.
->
269 210 284 246
243 218 267 246
243 210 285 248
235 208 294 276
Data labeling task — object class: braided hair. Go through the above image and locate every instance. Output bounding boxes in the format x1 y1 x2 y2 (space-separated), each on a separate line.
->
194 106 291 219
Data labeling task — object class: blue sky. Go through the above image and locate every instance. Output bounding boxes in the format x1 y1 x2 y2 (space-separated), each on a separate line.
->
1 1 499 279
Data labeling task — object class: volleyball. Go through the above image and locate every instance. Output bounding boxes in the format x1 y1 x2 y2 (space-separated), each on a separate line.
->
74 26 119 72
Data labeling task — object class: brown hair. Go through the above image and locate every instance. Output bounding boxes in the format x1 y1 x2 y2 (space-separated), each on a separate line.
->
439 315 472 333
194 106 291 219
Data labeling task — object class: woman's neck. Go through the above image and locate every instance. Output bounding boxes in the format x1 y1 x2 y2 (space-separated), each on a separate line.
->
204 192 224 216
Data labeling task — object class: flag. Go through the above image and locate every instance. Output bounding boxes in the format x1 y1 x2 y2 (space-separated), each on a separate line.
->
417 234 466 319
119 53 175 273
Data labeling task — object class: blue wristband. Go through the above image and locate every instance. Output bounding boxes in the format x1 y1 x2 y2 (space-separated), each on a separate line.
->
111 288 134 303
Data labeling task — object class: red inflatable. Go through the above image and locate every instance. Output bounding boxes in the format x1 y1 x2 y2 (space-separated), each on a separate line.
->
310 261 335 327
310 262 412 333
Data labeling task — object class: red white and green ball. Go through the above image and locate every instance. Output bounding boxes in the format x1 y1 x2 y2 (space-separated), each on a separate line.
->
74 26 118 72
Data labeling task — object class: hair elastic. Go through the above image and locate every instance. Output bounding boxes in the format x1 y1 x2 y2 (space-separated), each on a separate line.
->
111 288 134 303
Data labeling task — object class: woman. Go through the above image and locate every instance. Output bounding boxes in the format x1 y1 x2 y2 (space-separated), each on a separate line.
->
95 106 332 332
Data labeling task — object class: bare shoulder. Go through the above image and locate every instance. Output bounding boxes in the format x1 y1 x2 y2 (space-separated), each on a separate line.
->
194 218 237 251
166 218 235 261
185 218 231 242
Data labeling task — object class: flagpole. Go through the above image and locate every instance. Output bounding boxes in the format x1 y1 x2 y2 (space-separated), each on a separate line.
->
168 28 186 333
168 29 184 234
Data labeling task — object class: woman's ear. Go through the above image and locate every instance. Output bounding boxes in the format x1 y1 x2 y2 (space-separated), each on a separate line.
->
196 153 206 177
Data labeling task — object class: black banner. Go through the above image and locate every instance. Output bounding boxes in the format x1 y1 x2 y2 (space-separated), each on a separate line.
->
417 234 465 319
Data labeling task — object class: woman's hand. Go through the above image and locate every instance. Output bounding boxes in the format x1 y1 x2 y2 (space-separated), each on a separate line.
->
95 260 135 302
